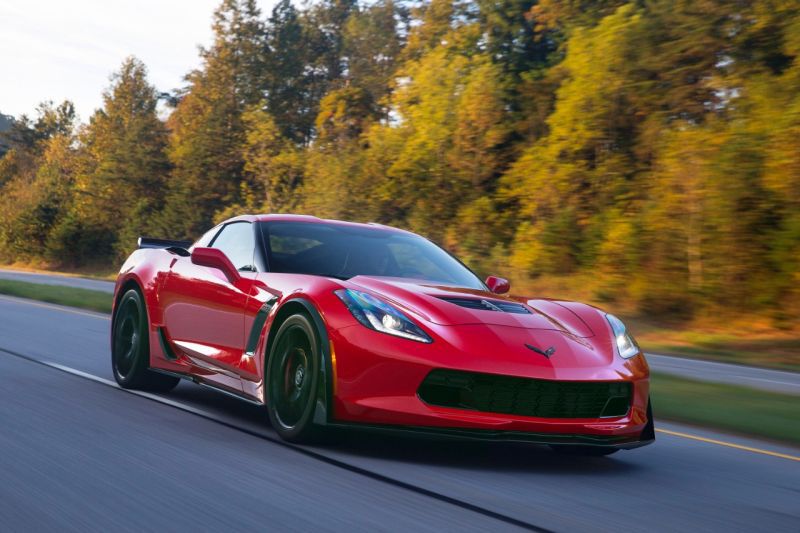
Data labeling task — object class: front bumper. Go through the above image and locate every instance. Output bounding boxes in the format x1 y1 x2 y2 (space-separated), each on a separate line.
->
327 323 652 443
326 419 655 449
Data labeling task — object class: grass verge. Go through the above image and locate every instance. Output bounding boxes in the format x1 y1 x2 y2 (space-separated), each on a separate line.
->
651 372 800 447
0 279 112 313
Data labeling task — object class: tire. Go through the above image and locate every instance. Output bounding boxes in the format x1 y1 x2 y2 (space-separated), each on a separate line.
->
266 313 322 443
112 288 179 392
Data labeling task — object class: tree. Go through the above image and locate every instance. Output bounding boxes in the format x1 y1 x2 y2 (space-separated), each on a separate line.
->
502 4 643 276
164 0 266 237
0 134 78 261
476 0 553 75
1 101 76 154
264 0 312 143
0 101 78 262
241 105 304 214
68 56 171 260
342 0 402 110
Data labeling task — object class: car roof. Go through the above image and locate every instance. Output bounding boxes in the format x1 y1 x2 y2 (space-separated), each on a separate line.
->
222 214 411 235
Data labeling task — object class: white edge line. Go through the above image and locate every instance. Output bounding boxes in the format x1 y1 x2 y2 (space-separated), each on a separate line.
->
44 361 219 419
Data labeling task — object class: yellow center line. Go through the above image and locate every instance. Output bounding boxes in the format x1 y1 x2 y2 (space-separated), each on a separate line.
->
656 428 800 462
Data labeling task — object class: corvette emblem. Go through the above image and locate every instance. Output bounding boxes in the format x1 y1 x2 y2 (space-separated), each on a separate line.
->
525 344 556 358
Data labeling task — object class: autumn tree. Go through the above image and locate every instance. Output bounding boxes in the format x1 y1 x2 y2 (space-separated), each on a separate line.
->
65 56 171 260
164 0 266 237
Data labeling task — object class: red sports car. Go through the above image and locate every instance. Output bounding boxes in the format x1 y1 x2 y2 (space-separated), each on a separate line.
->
112 214 654 455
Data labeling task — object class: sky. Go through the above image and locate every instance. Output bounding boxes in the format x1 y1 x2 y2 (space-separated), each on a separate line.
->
0 0 274 123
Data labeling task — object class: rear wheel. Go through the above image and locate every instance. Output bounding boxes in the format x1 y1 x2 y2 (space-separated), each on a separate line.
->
266 313 321 443
112 288 179 392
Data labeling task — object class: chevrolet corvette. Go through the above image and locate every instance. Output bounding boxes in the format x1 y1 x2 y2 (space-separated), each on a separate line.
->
111 214 654 454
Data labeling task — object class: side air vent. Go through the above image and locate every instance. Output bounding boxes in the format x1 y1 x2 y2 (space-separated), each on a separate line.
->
437 296 532 315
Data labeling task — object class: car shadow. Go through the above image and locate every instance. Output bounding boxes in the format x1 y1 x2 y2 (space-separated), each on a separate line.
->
167 382 646 476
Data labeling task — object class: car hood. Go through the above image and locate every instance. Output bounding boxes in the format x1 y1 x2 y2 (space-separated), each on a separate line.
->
346 276 595 338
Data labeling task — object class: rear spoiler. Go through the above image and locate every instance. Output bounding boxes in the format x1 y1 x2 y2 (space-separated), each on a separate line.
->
137 237 193 254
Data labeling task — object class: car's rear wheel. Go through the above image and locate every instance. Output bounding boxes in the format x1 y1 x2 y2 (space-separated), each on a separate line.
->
112 288 179 392
266 313 321 443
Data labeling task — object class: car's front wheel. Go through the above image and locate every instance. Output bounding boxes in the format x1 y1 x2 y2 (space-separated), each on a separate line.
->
266 313 322 443
112 288 179 392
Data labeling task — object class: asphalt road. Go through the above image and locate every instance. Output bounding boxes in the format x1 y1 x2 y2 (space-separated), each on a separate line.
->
647 353 800 395
1 268 798 394
0 294 798 532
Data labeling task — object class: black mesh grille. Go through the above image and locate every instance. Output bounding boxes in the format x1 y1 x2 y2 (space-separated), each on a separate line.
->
418 369 632 419
438 296 532 314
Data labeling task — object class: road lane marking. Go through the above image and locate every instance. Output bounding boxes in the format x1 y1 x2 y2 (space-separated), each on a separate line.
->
0 294 110 320
0 347 551 533
655 428 800 462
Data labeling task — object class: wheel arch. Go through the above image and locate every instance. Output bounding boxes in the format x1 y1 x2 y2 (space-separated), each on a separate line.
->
112 275 163 366
113 278 144 320
263 297 333 425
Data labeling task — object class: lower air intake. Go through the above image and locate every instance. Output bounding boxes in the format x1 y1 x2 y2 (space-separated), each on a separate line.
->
418 369 632 419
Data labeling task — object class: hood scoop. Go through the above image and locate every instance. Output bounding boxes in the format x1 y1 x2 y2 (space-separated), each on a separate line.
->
346 276 593 335
437 296 532 315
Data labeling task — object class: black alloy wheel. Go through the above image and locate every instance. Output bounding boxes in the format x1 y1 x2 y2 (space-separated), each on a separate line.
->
266 313 321 443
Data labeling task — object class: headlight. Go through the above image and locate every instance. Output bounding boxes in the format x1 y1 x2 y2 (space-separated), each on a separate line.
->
335 289 432 343
605 314 640 359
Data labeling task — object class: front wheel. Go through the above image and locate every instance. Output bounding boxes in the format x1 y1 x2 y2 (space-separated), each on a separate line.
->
112 288 179 392
266 313 322 443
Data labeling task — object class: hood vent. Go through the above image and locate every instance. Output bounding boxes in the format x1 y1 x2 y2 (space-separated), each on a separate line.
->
437 296 532 315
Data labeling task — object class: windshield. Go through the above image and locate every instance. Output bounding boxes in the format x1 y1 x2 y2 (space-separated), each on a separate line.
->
260 222 485 290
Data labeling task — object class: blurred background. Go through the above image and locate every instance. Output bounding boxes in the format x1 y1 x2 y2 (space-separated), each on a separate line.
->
1 0 799 372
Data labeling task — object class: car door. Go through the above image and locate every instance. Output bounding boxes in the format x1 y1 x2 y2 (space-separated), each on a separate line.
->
160 221 258 393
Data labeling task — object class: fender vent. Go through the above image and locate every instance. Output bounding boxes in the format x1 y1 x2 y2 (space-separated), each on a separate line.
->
437 296 532 314
157 327 178 360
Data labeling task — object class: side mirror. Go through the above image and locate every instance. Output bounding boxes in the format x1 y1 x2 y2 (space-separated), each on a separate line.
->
485 276 510 295
191 247 241 283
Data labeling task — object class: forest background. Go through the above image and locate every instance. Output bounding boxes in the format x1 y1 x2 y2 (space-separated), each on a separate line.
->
2 0 799 366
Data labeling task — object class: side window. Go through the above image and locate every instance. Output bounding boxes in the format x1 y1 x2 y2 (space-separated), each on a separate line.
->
211 222 256 271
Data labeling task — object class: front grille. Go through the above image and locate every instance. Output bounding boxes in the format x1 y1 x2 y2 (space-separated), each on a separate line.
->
418 369 632 419
438 296 532 314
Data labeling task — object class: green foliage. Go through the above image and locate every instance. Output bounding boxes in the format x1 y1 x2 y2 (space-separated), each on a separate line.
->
164 0 267 238
1 0 799 329
241 106 305 214
74 57 171 261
